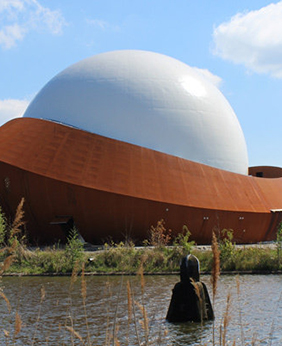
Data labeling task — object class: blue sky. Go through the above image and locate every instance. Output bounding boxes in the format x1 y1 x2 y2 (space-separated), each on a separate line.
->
1 0 282 168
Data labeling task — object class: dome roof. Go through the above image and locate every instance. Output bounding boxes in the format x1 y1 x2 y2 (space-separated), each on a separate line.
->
23 50 248 174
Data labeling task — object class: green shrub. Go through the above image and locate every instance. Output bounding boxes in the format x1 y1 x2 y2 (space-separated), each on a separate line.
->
65 228 85 270
193 249 213 272
220 229 236 270
276 222 282 268
173 226 195 253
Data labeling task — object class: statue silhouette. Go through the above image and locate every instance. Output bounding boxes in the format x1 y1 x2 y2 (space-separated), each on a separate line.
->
166 254 214 322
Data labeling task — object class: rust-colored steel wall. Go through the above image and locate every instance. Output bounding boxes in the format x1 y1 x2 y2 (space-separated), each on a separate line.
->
249 166 282 178
0 118 282 244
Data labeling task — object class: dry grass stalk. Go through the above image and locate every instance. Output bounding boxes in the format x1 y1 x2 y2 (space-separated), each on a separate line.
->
211 230 220 346
149 219 171 247
65 263 81 345
81 264 91 346
211 231 220 301
0 290 11 313
103 280 113 346
10 197 25 237
221 292 231 346
127 281 132 324
135 300 149 342
236 276 245 346
251 333 257 345
31 285 46 346
41 285 46 303
65 326 84 343
128 282 141 346
191 279 203 323
126 280 132 345
0 254 14 275
137 263 145 296
81 264 87 303
14 311 22 337
70 260 80 289
114 338 121 346
113 325 120 346
137 263 150 344
112 276 124 346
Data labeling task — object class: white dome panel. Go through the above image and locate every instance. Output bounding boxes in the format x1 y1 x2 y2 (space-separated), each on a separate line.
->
23 50 248 174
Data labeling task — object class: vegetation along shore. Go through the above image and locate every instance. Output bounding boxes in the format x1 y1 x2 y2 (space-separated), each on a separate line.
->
1 200 282 345
1 200 282 276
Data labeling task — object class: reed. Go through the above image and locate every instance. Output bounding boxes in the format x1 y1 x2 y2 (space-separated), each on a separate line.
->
0 254 280 345
112 275 124 345
0 199 26 346
13 312 22 343
221 292 231 346
0 289 11 313
136 264 149 345
0 206 281 345
65 326 84 343
126 281 132 344
211 231 220 302
9 197 25 239
236 276 245 346
31 284 46 345
211 230 220 345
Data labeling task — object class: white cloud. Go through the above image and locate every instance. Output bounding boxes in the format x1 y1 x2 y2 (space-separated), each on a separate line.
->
86 19 109 30
86 18 120 32
0 0 66 49
193 67 222 88
0 99 29 126
213 1 282 78
0 0 24 14
0 23 26 49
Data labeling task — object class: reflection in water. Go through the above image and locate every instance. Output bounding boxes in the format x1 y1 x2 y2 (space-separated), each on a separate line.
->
1 275 282 345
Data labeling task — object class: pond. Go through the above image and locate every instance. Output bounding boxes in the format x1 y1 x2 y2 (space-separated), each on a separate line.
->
1 274 282 345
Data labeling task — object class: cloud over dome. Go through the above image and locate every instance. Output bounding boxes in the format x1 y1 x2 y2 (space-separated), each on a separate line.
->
0 99 29 125
213 1 282 78
0 0 66 49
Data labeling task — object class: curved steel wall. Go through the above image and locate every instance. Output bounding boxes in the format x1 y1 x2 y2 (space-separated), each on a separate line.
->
0 118 281 244
249 166 282 178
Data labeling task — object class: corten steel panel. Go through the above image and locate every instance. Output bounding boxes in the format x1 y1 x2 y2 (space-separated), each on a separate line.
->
0 118 281 244
249 166 282 178
0 161 276 244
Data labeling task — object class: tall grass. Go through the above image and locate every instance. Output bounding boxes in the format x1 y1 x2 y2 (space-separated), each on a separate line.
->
1 207 282 344
211 231 220 345
0 198 26 345
1 214 281 275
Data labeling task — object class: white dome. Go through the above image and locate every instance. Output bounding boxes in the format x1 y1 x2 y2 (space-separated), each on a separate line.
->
23 50 248 174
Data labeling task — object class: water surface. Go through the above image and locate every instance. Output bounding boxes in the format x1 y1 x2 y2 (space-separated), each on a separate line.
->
1 274 282 345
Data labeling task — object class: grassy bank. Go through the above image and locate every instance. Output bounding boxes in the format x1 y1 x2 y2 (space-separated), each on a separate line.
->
1 240 282 275
1 201 282 275
1 203 281 345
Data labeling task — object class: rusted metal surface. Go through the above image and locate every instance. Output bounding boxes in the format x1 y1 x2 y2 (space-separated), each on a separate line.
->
249 166 282 178
0 118 282 244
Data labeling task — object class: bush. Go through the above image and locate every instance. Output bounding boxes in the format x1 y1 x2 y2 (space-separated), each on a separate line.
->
219 229 236 271
148 219 171 247
173 225 195 253
65 228 85 270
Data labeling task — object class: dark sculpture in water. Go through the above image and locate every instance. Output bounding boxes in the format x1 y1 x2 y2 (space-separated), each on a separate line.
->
166 254 214 323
